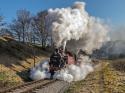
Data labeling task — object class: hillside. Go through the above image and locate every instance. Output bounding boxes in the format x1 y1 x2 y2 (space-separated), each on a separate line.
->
93 40 125 59
0 36 50 88
65 59 125 93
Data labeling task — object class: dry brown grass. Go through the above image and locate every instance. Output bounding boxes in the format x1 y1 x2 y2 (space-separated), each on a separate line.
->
0 64 23 89
0 37 49 88
65 59 125 93
110 58 125 72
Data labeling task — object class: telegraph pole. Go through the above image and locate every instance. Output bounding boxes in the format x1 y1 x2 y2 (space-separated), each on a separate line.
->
32 36 36 67
33 48 36 67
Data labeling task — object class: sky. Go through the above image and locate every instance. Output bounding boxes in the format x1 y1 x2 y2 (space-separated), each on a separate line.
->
0 0 125 26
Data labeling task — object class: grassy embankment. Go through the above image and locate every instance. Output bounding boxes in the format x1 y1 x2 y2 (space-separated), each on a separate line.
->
0 36 50 89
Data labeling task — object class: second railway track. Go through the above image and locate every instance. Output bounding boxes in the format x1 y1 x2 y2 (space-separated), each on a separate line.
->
0 79 57 93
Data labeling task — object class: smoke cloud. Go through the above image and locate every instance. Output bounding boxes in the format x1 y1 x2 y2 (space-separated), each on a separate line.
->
110 26 125 41
53 56 93 81
30 1 109 82
46 1 109 54
109 26 125 55
97 26 125 57
30 61 51 80
30 56 94 82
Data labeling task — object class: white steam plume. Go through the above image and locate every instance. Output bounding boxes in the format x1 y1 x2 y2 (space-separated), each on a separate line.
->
110 26 125 41
46 1 109 53
30 2 109 82
30 60 51 80
53 56 93 82
30 56 94 82
97 26 125 57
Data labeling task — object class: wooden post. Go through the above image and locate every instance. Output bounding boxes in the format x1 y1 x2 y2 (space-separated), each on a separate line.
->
33 48 36 67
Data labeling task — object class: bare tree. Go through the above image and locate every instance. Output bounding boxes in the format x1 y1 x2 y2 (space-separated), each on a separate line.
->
10 10 49 46
16 9 31 43
30 17 40 44
0 16 7 37
9 20 22 41
0 16 4 26
9 10 31 42
34 11 48 47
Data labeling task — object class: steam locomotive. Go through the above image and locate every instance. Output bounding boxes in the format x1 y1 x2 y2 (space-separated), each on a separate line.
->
49 47 76 78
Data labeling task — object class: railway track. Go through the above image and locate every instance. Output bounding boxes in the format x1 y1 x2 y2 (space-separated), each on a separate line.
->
0 79 57 93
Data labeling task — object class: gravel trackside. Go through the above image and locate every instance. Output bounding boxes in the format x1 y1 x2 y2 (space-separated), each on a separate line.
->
32 80 71 93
